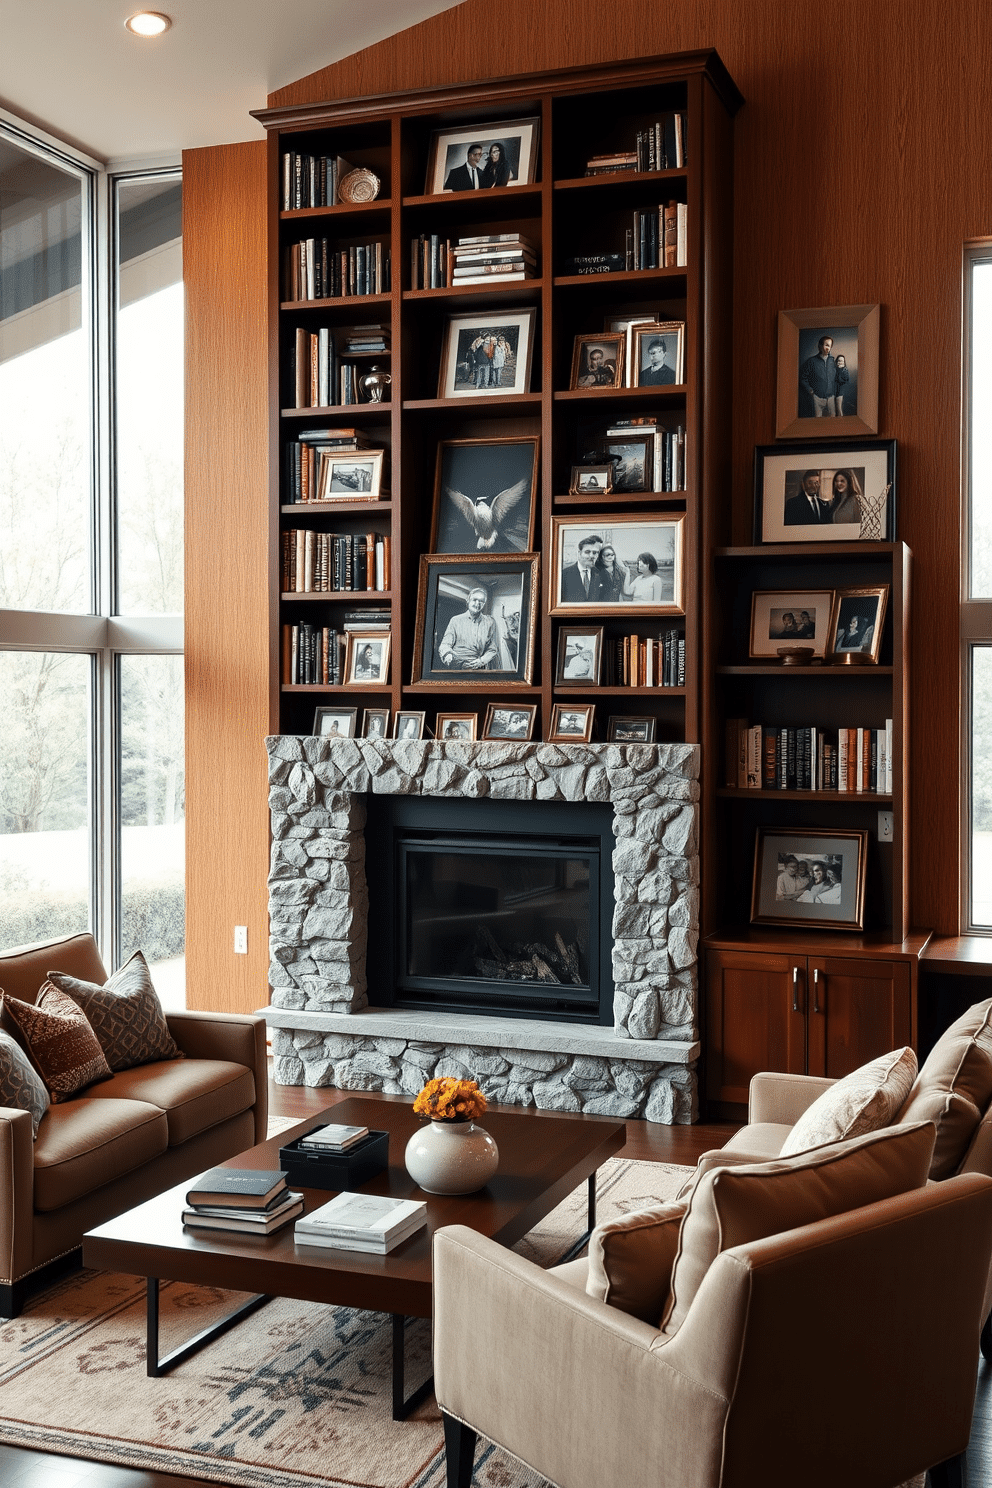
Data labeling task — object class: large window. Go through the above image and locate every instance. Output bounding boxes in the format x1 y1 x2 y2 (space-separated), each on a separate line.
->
963 245 992 932
0 113 183 996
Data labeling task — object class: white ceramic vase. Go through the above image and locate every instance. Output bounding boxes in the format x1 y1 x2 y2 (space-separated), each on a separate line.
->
404 1119 499 1195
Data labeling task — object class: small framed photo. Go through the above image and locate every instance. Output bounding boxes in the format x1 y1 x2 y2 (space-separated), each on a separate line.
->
317 449 385 501
604 313 663 385
607 716 657 743
632 322 685 386
345 631 390 684
751 827 869 931
436 712 477 740
425 116 540 195
556 626 603 684
776 304 880 438
754 440 896 544
412 554 539 687
570 333 624 390
393 710 426 740
439 308 536 399
569 464 613 495
482 703 536 740
749 590 833 660
825 586 889 665
313 707 358 739
431 436 538 555
548 703 594 743
362 707 390 738
551 515 684 616
601 433 653 493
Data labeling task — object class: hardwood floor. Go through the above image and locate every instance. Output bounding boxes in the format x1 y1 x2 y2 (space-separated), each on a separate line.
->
3 1077 987 1488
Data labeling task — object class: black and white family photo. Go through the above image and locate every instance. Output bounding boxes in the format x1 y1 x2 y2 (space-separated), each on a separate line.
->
426 117 540 195
752 827 867 930
439 309 535 398
552 516 684 614
775 852 843 905
483 705 536 740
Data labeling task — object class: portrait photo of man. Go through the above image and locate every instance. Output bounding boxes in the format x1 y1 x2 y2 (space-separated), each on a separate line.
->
637 334 676 385
559 535 608 603
436 585 499 670
443 141 485 191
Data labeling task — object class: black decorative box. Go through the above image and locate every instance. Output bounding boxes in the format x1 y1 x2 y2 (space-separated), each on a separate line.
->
279 1128 390 1191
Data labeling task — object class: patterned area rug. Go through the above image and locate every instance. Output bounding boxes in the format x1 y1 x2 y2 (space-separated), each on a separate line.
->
0 1152 691 1488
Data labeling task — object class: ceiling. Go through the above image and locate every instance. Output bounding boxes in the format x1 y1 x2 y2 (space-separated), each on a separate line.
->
0 0 466 164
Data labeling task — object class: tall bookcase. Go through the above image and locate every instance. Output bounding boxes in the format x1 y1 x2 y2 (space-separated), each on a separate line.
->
254 51 742 742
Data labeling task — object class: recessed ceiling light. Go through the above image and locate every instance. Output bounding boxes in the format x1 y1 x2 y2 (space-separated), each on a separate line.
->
125 12 172 36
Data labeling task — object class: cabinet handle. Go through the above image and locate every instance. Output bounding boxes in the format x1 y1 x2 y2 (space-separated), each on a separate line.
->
812 968 822 1014
792 966 799 1013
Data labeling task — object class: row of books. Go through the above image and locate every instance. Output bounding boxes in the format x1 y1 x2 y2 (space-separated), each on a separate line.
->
410 232 537 289
584 115 687 175
285 239 392 301
282 530 389 593
290 328 388 410
627 203 688 270
725 719 894 794
281 151 356 210
285 429 382 504
613 629 685 688
283 615 391 685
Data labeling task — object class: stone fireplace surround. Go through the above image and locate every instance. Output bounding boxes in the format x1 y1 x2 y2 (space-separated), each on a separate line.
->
263 736 700 1123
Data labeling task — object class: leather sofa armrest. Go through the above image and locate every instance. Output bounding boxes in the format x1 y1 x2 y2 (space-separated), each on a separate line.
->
0 1107 35 1287
748 1071 835 1125
165 1012 268 1143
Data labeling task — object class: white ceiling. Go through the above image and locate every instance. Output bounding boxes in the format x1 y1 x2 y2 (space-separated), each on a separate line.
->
0 0 466 164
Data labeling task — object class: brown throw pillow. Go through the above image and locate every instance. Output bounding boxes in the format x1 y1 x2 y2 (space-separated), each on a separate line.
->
1 984 112 1103
47 950 182 1072
0 1028 50 1136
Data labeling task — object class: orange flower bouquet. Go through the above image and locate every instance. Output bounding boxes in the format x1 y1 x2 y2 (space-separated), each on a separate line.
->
413 1077 488 1123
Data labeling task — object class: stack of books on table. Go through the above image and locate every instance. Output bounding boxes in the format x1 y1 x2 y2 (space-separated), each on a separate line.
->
182 1168 303 1235
296 1123 370 1153
295 1192 428 1254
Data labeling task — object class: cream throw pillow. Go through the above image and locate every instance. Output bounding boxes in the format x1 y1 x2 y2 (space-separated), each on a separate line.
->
778 1046 917 1157
897 1000 992 1178
660 1120 935 1337
585 1200 686 1321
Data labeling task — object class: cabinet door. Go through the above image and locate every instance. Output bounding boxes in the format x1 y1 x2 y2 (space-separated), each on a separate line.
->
705 949 807 1105
806 956 913 1079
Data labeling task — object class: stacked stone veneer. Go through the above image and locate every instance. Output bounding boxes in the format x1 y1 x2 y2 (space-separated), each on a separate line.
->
265 736 701 1123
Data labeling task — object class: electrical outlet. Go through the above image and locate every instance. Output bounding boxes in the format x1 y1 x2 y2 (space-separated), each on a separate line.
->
233 925 248 955
877 811 894 842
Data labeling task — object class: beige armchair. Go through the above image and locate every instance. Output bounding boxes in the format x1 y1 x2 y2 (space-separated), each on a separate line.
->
434 1152 992 1488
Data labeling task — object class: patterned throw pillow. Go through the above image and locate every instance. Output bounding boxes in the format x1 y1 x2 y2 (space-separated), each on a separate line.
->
46 950 182 1071
0 1028 50 1136
1 984 113 1103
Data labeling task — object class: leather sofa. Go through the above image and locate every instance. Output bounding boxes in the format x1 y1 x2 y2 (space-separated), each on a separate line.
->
0 932 268 1316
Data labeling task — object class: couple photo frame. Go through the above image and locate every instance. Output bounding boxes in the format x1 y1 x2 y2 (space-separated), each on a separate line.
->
749 585 889 665
775 304 879 440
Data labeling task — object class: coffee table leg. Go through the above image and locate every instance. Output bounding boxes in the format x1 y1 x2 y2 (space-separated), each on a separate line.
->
588 1172 597 1232
145 1277 273 1377
391 1313 434 1421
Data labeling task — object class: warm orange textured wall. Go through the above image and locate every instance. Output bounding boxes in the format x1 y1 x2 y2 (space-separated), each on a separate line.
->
183 140 272 1011
265 0 992 935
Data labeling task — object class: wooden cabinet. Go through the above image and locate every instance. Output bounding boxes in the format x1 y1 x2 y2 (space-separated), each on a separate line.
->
704 934 924 1109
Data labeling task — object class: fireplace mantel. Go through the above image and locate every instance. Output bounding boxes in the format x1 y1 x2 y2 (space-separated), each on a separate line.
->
262 736 701 1123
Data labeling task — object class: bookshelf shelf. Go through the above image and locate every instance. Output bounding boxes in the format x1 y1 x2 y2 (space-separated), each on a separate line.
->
280 501 393 514
554 169 687 191
280 294 391 310
401 280 543 302
281 590 394 601
553 268 687 289
280 199 392 220
280 405 392 421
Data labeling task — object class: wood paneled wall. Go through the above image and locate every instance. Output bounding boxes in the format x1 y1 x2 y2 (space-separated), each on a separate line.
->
184 2 991 1013
183 140 272 1011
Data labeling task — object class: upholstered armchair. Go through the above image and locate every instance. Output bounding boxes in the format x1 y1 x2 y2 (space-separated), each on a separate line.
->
434 1123 992 1488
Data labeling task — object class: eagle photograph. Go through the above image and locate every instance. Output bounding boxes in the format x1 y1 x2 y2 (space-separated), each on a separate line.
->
431 436 538 554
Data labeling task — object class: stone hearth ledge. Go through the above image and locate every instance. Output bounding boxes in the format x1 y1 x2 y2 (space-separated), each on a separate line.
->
262 736 700 1123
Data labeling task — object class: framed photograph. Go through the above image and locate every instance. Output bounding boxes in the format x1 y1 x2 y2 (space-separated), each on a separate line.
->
607 716 657 743
362 707 390 738
425 116 540 195
825 586 889 665
313 707 358 739
555 626 603 684
570 333 624 390
749 590 833 660
751 827 869 931
436 712 477 741
481 703 537 740
393 710 426 740
632 322 685 387
430 436 538 555
569 464 613 495
776 304 880 439
412 554 539 687
550 515 685 616
604 313 662 385
754 440 896 544
438 308 536 399
548 703 594 743
600 433 653 493
345 631 390 684
317 449 385 501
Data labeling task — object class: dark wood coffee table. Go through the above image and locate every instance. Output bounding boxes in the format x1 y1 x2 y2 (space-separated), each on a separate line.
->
82 1097 625 1418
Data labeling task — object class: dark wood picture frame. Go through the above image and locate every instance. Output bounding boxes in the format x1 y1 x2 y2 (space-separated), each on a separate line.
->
435 712 477 740
362 707 390 738
481 703 537 740
548 703 595 742
555 626 604 685
570 332 625 390
430 436 539 555
776 304 880 439
751 826 869 931
412 553 540 687
607 716 657 742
